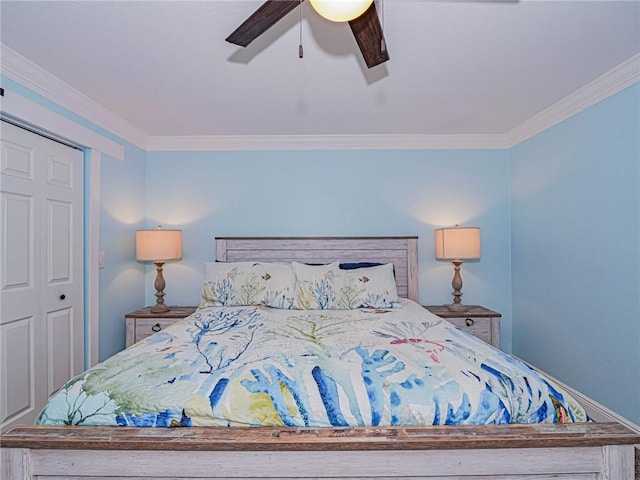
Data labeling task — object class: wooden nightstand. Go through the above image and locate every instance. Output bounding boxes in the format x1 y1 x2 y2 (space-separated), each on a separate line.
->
423 305 502 349
125 306 197 347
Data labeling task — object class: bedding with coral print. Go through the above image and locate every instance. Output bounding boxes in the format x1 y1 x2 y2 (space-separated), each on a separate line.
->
292 262 398 309
201 262 295 309
37 299 587 428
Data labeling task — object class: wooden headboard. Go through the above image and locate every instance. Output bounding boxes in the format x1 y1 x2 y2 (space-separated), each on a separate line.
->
215 236 419 302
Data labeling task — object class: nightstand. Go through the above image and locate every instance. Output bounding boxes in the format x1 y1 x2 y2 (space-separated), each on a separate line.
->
125 306 197 347
423 305 501 349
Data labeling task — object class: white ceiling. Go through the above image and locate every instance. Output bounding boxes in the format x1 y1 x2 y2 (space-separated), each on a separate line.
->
1 0 639 140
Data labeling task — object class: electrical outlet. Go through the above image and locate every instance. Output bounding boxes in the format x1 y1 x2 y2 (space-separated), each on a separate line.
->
99 251 105 268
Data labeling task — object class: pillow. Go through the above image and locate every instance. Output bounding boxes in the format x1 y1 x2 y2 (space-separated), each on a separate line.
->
341 263 398 309
339 262 383 270
292 261 341 310
201 262 295 309
339 262 396 278
292 261 398 309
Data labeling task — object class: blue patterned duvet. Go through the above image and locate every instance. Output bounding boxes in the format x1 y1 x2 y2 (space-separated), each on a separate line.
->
37 300 587 427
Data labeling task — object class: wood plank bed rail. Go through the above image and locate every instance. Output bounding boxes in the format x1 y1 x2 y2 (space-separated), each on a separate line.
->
2 423 638 452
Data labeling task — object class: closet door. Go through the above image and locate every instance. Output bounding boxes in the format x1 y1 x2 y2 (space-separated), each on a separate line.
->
1 121 84 431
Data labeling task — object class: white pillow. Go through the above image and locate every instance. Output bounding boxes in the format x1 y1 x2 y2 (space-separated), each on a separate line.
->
292 261 341 309
292 261 398 309
201 262 295 309
341 263 398 309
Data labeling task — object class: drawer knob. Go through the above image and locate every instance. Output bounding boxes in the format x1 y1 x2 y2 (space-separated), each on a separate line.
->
151 323 161 332
465 318 475 327
59 294 66 300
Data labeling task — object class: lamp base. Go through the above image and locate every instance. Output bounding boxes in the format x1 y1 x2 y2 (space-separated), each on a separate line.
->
447 303 469 312
150 261 169 313
150 303 170 313
447 259 468 312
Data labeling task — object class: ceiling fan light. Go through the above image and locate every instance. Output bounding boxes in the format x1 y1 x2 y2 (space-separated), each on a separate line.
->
309 0 374 22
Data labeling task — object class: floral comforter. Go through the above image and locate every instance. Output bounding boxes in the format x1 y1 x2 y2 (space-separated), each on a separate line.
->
37 300 587 427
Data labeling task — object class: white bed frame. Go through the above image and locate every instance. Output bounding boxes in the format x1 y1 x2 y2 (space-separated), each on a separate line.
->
2 236 638 480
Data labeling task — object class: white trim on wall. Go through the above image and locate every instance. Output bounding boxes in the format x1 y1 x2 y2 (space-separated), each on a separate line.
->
2 43 638 153
87 150 102 367
146 133 511 151
1 89 125 368
1 44 148 151
1 90 125 160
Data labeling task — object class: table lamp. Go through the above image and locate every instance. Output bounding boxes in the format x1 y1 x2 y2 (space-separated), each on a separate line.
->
136 226 182 313
434 225 481 312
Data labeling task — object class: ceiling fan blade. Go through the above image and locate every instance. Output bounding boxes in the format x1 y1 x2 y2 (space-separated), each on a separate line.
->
348 2 389 68
226 0 302 47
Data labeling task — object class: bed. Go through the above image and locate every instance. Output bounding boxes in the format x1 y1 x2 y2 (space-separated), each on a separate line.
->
2 236 638 479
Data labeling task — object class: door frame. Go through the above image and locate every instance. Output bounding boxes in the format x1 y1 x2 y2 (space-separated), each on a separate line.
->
1 90 125 367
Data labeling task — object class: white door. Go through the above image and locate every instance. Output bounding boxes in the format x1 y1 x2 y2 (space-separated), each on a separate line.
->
0 121 84 431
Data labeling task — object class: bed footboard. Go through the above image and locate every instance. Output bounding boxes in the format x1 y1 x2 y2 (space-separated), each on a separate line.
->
2 423 638 479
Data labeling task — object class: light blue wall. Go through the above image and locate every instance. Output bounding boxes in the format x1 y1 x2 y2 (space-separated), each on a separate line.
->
98 144 147 360
145 149 513 350
510 84 640 425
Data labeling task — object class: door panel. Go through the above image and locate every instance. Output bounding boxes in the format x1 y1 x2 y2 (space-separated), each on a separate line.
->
0 121 83 431
1 192 33 291
0 316 34 425
42 139 84 387
1 137 33 180
48 308 74 397
48 200 72 283
47 155 74 188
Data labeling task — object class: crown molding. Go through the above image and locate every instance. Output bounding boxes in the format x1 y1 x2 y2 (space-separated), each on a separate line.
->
507 53 640 147
0 43 149 150
146 133 511 152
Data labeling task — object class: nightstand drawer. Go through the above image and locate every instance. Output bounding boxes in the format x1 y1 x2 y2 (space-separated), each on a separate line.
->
133 318 180 340
423 305 501 349
446 317 492 344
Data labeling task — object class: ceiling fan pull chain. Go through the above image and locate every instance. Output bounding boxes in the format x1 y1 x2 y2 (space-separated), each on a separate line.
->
380 0 386 53
299 0 304 58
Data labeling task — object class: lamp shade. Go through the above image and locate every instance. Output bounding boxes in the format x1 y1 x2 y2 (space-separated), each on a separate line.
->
309 0 374 22
136 227 182 262
435 226 481 260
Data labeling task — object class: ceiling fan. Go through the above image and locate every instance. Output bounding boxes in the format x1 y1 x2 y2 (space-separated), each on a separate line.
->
226 0 389 69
